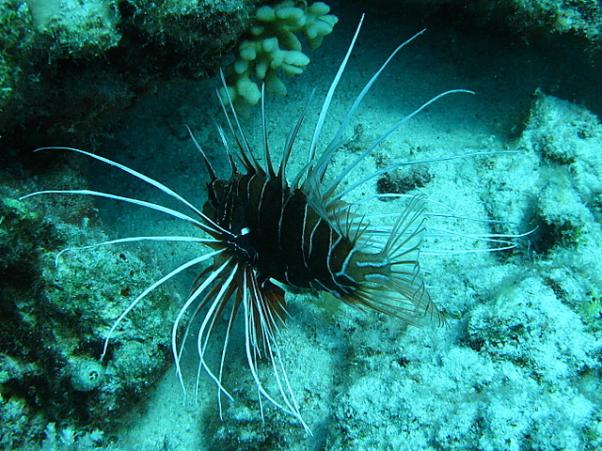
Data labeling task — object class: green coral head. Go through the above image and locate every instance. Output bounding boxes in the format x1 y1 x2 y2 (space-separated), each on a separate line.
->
69 357 104 392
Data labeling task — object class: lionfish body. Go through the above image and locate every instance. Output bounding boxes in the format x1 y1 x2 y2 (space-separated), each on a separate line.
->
21 17 497 432
204 172 358 296
203 166 420 315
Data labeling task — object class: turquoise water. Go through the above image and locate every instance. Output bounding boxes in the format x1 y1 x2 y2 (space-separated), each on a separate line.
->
2 1 601 449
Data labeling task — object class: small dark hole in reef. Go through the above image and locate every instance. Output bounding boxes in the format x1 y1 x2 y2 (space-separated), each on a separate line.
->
468 338 484 352
526 217 579 255
156 342 169 354
396 357 410 367
75 341 105 359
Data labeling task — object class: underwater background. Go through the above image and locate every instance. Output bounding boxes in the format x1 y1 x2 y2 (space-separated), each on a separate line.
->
1 0 602 449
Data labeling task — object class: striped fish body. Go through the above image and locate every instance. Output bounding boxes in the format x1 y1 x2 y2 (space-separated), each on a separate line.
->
203 172 359 297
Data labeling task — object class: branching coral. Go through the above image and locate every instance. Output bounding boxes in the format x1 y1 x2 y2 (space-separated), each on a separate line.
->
220 1 338 105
